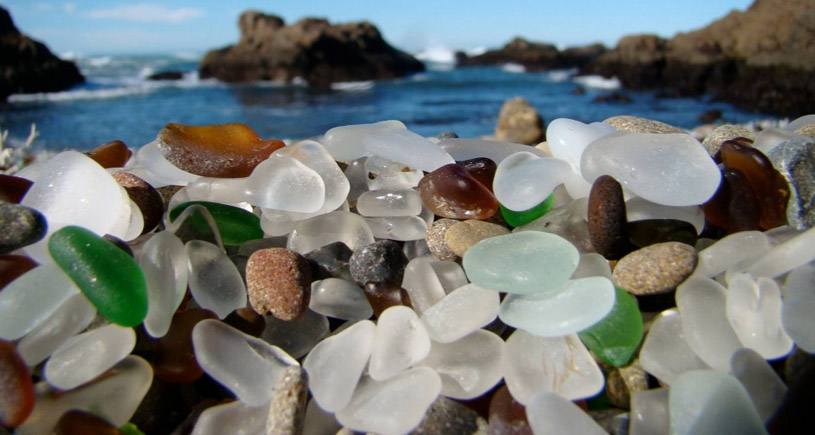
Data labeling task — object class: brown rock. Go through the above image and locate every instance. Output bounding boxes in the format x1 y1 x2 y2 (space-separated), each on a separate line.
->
495 97 545 145
612 242 697 295
246 248 312 321
701 124 756 157
605 359 649 409
456 37 606 71
111 172 164 234
444 220 510 257
588 175 631 260
199 11 424 87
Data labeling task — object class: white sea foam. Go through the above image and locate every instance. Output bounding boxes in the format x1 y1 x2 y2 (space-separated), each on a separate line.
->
573 75 621 90
502 63 526 73
8 76 221 103
547 68 578 82
466 46 487 57
415 46 456 65
88 56 113 67
331 81 375 92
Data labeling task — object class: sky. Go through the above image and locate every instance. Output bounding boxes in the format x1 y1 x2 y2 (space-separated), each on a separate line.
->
2 0 754 56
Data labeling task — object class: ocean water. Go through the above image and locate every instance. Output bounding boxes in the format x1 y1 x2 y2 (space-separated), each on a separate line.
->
0 52 776 152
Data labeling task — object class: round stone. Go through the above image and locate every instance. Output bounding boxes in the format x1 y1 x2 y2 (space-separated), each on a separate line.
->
425 219 460 261
701 125 755 157
444 220 510 257
612 242 697 295
349 240 409 287
246 248 312 321
0 203 47 255
111 172 164 235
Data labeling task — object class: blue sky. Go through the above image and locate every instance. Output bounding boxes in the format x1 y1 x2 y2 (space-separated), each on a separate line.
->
3 1 753 56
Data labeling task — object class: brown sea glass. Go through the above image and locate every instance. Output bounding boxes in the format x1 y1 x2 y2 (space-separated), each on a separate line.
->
86 140 132 169
111 172 164 234
54 410 121 435
459 157 497 192
703 168 761 233
152 309 217 384
363 281 412 318
0 255 37 291
0 339 35 428
418 163 499 220
719 140 789 230
488 384 532 435
0 174 33 204
156 122 285 178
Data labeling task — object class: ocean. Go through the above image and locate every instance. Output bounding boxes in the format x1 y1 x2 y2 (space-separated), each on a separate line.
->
0 51 777 152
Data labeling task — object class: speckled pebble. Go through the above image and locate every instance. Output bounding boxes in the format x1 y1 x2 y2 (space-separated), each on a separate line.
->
409 396 489 435
795 123 815 138
266 366 308 435
588 175 630 260
112 172 164 234
701 124 756 157
246 248 312 321
603 115 684 134
425 219 460 261
444 220 510 257
612 242 697 295
0 203 47 255
349 240 408 286
605 359 649 409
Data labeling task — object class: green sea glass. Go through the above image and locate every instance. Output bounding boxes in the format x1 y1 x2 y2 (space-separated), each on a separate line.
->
48 226 148 327
578 286 643 367
499 194 555 227
169 201 263 246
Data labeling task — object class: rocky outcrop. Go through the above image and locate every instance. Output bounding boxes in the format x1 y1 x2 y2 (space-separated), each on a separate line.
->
494 97 545 145
585 0 815 117
456 37 606 70
0 7 84 101
199 11 425 87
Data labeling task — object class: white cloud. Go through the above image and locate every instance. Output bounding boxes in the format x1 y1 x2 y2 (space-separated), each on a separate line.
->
86 3 204 23
63 3 76 13
35 3 55 12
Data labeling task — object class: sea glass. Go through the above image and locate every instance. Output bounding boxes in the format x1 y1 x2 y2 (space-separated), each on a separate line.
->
48 226 147 327
153 309 216 384
578 286 643 367
0 339 34 428
86 140 132 169
500 194 555 227
170 201 262 246
418 163 498 219
185 240 247 319
44 324 136 390
369 306 431 381
493 152 571 212
420 329 505 400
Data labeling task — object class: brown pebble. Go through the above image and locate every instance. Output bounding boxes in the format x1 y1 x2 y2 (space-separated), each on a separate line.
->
444 220 509 257
112 172 165 234
425 218 460 261
588 175 630 260
605 359 649 409
246 248 312 321
612 242 697 295
603 115 684 134
363 281 412 318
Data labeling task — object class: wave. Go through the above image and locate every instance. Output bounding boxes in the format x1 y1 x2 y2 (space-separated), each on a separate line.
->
8 76 222 103
546 68 578 82
331 81 374 92
88 56 113 67
501 63 526 73
572 75 621 90
415 46 457 64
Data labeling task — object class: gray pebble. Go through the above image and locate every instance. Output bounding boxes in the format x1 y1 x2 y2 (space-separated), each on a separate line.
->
349 240 408 286
0 202 47 254
603 115 684 134
768 137 815 229
409 396 488 434
266 366 308 435
702 124 756 157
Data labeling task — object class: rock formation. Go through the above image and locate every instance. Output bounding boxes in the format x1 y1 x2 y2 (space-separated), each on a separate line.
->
0 6 84 101
199 11 425 87
456 37 606 70
585 0 815 117
494 97 545 145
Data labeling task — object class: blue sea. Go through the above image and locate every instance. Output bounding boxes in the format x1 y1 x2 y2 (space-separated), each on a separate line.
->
0 52 777 151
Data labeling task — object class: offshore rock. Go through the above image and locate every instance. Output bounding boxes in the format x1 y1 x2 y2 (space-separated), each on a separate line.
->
494 97 545 145
0 7 83 101
456 37 606 71
200 11 424 87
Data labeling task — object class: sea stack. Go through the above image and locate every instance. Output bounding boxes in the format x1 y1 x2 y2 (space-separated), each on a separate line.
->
199 11 425 88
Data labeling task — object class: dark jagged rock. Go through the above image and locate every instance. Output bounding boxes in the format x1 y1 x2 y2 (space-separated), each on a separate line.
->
456 37 607 71
0 6 84 101
199 11 425 87
146 71 184 81
585 0 815 117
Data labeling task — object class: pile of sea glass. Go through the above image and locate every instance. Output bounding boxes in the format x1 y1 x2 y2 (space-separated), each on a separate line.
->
1 115 814 434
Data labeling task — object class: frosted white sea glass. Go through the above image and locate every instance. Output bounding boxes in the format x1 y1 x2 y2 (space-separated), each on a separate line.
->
44 324 136 390
725 273 793 359
639 308 710 385
185 240 247 319
287 211 374 254
309 278 373 321
421 283 500 343
369 306 431 381
245 154 325 212
527 392 608 435
323 120 406 162
140 231 188 338
0 264 80 340
17 293 96 366
363 128 454 172
493 152 572 211
275 139 350 214
730 348 787 422
420 329 504 399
